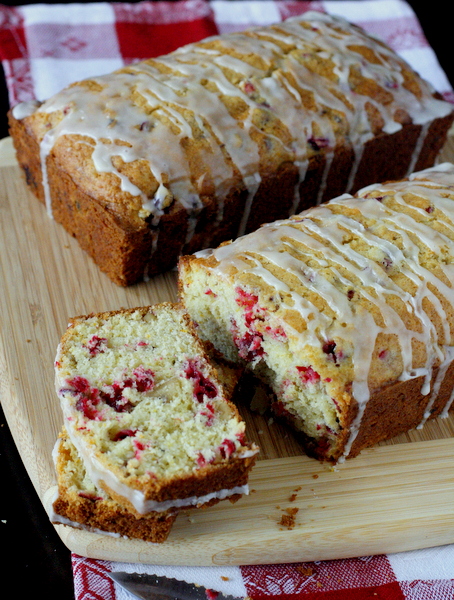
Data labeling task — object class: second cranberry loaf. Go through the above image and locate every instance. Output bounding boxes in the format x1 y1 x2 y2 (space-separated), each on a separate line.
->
9 12 454 285
54 303 258 522
178 164 454 463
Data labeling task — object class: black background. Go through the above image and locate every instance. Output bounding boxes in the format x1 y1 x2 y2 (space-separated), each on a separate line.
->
0 4 451 600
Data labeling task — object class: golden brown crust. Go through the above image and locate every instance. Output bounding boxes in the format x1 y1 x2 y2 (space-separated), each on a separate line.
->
11 110 453 286
349 363 454 458
8 15 454 286
52 432 177 542
100 452 256 518
52 494 176 542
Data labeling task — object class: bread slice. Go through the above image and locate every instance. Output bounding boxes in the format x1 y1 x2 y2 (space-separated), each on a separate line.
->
54 303 258 519
50 429 177 542
178 164 454 463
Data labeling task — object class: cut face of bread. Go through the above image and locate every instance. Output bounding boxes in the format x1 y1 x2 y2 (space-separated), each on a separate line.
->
55 303 258 517
50 430 177 542
179 164 454 463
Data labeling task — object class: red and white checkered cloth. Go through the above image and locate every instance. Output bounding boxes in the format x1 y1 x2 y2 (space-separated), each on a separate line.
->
0 0 453 107
73 547 454 600
1 1 453 598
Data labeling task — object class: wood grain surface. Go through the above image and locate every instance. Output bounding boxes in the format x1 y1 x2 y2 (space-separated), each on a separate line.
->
1 135 453 565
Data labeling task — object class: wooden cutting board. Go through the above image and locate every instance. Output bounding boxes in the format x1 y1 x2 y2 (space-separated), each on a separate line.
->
1 134 453 566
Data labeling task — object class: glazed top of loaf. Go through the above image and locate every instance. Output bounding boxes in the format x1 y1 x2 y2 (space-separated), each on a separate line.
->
194 163 454 455
13 12 453 235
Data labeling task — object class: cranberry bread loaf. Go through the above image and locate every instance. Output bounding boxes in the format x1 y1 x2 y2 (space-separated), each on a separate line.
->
54 303 258 519
9 12 454 285
50 339 244 541
50 429 177 542
179 164 454 463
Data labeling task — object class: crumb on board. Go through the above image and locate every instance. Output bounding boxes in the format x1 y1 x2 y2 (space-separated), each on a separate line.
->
278 507 299 529
285 507 299 516
220 576 230 581
296 566 313 577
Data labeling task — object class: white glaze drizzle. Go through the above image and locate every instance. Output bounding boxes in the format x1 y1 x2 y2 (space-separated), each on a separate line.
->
15 12 453 272
11 100 41 120
441 387 454 417
207 163 454 458
406 121 431 176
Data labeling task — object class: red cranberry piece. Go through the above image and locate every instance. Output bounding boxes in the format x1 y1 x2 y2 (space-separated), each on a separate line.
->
243 81 256 94
234 331 264 361
308 136 330 151
322 340 337 361
425 206 434 213
139 120 153 131
265 324 287 340
68 376 91 394
132 366 155 392
134 439 146 451
235 288 259 309
102 367 154 413
196 452 207 468
364 193 384 202
200 402 215 426
84 335 107 356
236 432 247 446
296 365 321 384
185 359 218 402
206 591 219 600
75 395 101 420
219 438 236 459
133 438 146 460
112 429 137 441
68 377 103 420
101 381 133 413
78 492 102 501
